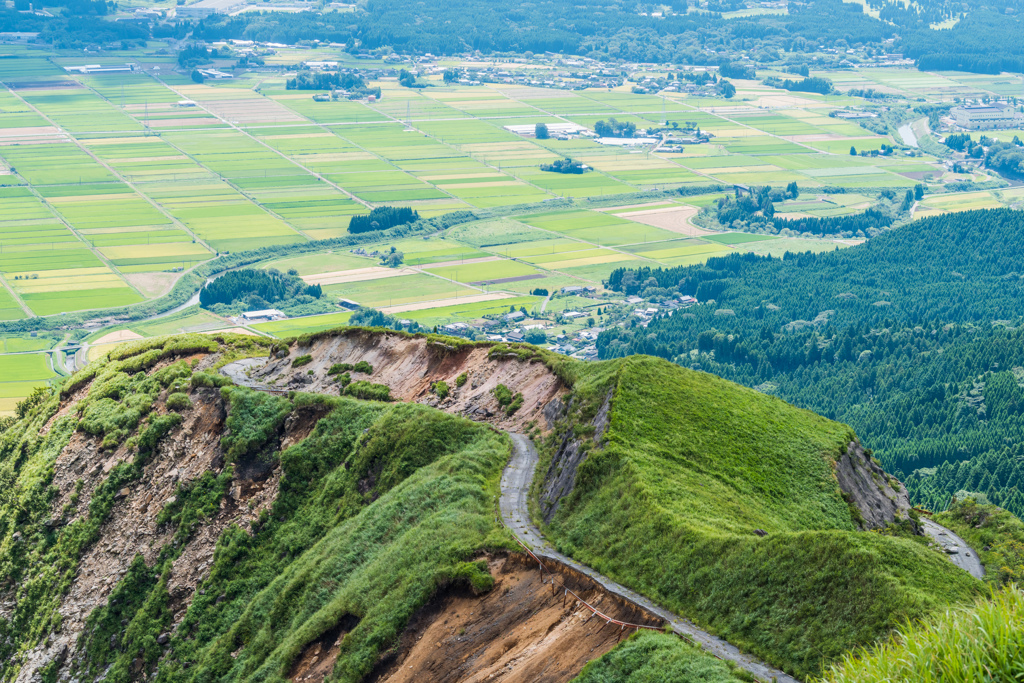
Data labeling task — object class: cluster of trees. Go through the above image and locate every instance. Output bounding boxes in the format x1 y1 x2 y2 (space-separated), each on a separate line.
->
0 4 147 48
199 269 322 311
192 11 356 44
540 158 588 174
764 76 833 94
718 61 756 79
599 208 1024 517
177 0 909 62
348 306 424 332
905 443 1024 519
348 206 419 234
902 11 1024 74
594 118 636 138
286 71 367 91
398 69 424 88
947 133 1024 178
710 183 899 236
177 43 218 67
985 139 1024 178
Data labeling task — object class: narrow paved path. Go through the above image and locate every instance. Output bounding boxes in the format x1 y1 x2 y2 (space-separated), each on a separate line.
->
921 518 985 579
500 433 800 683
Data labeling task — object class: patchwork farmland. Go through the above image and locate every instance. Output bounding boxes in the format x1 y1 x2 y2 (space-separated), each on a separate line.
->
0 42 1021 412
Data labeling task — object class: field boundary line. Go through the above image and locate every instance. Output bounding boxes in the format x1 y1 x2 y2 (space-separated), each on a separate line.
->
0 272 33 318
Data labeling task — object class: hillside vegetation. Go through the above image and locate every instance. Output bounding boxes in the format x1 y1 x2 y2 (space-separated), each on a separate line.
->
538 354 982 679
0 329 995 683
600 209 1024 519
819 585 1024 683
0 334 512 682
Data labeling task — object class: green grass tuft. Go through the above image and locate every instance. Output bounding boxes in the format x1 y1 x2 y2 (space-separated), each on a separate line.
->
571 630 753 683
819 586 1024 683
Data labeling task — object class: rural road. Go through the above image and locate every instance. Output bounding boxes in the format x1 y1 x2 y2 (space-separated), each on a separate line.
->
921 518 985 579
500 433 801 683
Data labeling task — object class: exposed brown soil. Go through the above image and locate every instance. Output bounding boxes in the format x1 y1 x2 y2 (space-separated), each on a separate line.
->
246 330 567 432
13 352 334 683
288 615 360 683
368 554 662 683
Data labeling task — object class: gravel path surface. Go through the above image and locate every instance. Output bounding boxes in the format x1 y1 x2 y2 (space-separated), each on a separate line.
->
500 432 801 683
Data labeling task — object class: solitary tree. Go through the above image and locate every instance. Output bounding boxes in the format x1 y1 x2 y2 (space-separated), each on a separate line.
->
850 146 857 156
721 80 736 99
191 69 205 84
535 123 549 139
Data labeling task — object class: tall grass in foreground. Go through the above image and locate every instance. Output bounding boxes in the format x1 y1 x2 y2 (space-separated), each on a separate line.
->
819 586 1024 683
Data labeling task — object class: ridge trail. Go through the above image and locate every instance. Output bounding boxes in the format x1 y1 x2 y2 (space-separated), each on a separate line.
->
500 433 801 683
218 358 984 681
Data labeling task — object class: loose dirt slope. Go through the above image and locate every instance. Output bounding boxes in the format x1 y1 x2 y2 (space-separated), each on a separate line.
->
239 329 567 432
369 554 661 683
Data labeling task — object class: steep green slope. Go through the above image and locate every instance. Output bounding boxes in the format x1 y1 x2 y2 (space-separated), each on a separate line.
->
539 354 983 679
155 398 509 683
0 334 513 683
572 630 751 683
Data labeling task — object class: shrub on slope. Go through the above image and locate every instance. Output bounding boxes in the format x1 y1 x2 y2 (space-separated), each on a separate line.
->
572 630 753 683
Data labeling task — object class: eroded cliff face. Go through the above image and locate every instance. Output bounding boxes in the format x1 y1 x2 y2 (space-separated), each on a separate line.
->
3 331 574 683
537 390 612 524
4 345 327 683
229 330 568 432
835 441 913 530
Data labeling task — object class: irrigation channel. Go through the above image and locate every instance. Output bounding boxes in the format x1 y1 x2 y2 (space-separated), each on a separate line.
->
220 360 983 683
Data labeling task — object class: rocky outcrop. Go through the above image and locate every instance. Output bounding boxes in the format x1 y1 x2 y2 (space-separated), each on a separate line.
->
538 389 613 523
835 441 913 530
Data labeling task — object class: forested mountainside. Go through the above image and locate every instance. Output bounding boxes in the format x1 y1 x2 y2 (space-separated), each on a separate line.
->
599 208 1024 518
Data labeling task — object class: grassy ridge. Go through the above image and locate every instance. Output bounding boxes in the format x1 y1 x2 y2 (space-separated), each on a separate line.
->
543 355 983 679
155 399 511 683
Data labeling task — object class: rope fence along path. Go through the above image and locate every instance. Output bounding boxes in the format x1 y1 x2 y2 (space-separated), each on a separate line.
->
499 432 799 683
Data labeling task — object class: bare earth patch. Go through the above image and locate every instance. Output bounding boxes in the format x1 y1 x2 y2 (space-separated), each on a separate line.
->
379 292 513 314
302 267 418 286
124 271 182 299
92 330 144 346
614 206 711 236
368 554 662 683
